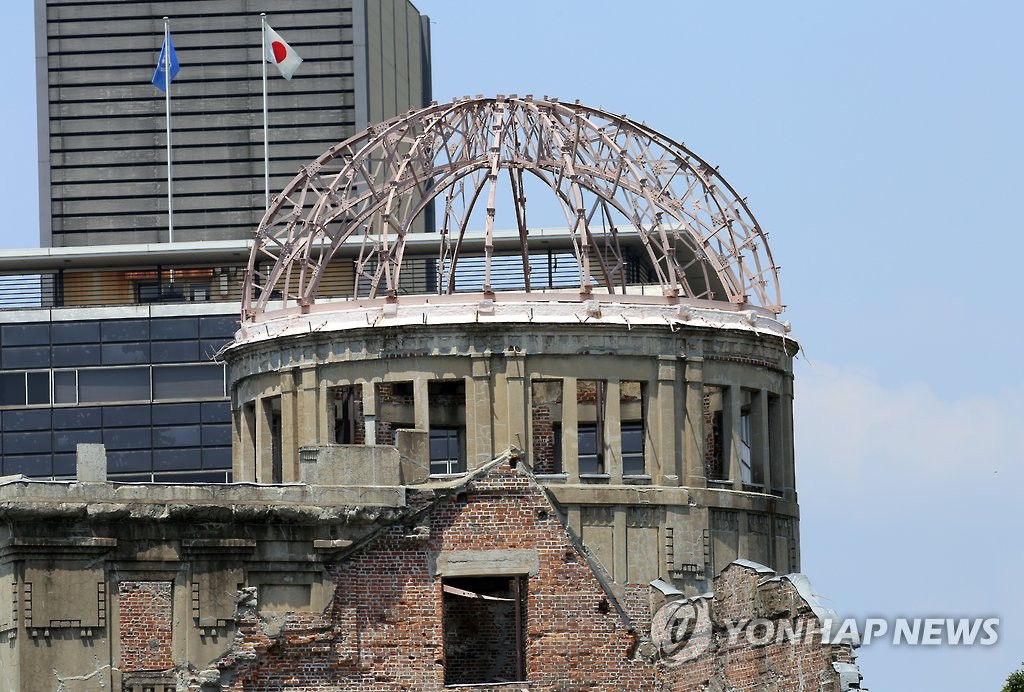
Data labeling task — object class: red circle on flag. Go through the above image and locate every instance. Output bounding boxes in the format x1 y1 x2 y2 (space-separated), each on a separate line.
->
272 41 288 64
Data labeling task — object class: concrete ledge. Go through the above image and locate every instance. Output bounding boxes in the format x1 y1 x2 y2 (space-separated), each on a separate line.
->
542 483 799 517
432 548 540 577
0 480 407 522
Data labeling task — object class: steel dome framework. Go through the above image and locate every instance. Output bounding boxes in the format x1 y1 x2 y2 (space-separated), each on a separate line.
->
242 95 782 321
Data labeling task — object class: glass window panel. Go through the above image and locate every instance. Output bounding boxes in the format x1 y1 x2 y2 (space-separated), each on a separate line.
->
103 427 152 450
52 344 101 367
3 408 52 431
153 425 202 448
152 403 201 425
51 321 100 345
4 431 52 455
151 341 200 363
0 372 26 406
53 370 78 404
101 342 150 365
78 367 150 403
102 405 151 427
1 323 49 346
578 424 601 474
152 364 224 400
100 319 149 343
154 448 203 470
26 371 50 405
54 429 102 453
151 317 199 340
53 406 101 429
107 449 153 473
3 346 49 369
2 454 53 477
199 315 239 339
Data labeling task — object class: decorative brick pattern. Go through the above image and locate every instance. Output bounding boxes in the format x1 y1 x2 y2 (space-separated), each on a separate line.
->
119 581 173 672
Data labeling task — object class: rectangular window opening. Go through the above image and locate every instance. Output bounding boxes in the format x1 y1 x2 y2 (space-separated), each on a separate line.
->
704 384 727 481
332 384 364 445
429 427 464 475
375 381 414 446
429 380 466 475
621 380 645 476
442 576 526 686
577 380 605 475
530 379 563 474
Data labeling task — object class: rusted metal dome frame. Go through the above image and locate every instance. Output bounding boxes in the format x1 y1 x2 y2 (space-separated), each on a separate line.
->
242 95 782 321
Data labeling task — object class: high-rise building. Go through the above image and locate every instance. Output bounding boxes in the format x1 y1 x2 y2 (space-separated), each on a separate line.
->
36 0 431 247
0 0 431 482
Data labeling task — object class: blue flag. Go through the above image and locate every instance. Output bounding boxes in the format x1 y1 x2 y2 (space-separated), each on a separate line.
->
152 34 180 92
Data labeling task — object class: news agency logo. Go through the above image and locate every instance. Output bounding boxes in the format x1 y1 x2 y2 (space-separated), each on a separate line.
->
650 597 713 665
652 598 1000 665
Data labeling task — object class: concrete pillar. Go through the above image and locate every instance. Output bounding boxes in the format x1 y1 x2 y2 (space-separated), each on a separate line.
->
279 370 298 483
235 402 257 482
561 375 579 482
256 396 277 483
567 505 582 536
466 356 494 469
317 379 331 446
656 356 678 485
75 443 106 482
293 368 320 480
613 506 627 582
768 393 784 495
363 381 378 444
413 377 430 432
604 379 622 483
781 375 797 500
505 352 527 453
752 389 770 490
725 386 742 490
682 358 707 488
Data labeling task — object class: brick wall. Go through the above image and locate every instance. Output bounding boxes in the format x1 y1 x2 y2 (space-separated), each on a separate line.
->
119 581 173 672
187 462 861 691
376 382 415 446
660 562 862 691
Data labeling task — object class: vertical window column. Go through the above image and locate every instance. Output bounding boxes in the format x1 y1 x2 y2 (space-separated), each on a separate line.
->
768 393 784 495
749 389 770 490
683 358 707 487
427 380 467 476
620 380 646 479
703 383 727 483
604 379 622 483
725 385 743 491
530 379 563 475
466 356 493 469
255 396 281 483
560 376 579 482
237 402 257 482
576 380 606 477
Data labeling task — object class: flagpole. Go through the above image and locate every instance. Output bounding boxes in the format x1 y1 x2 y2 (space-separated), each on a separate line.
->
261 13 270 210
163 17 174 243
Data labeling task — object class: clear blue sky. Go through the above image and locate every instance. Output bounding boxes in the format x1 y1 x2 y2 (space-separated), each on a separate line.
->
3 2 1023 689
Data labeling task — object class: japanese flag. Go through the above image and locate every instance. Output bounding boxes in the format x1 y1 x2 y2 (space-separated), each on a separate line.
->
264 25 302 79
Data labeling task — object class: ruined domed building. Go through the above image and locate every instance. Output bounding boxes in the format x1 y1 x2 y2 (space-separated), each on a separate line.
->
0 96 862 690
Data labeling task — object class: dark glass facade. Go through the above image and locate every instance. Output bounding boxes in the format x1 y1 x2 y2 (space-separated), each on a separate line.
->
0 311 236 482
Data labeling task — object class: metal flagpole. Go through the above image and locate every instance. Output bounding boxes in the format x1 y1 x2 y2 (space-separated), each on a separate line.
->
163 17 174 242
261 13 270 210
